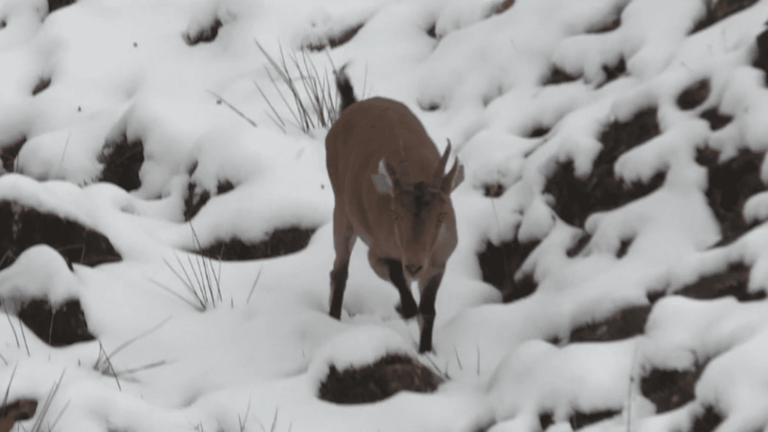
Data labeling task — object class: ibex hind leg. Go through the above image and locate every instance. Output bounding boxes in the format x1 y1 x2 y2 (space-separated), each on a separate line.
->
329 213 356 319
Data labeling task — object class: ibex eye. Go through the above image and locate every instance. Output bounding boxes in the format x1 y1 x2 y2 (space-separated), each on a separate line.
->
438 213 447 223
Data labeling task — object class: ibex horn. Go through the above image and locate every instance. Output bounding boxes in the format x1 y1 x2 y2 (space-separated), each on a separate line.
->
433 139 452 187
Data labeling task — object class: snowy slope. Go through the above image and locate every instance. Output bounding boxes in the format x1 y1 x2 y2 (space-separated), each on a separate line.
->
1 0 768 431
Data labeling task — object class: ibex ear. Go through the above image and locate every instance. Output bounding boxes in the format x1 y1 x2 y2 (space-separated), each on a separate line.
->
442 158 465 193
372 158 394 195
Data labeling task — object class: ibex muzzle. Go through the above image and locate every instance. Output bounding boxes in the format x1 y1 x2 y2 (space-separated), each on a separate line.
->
325 67 464 353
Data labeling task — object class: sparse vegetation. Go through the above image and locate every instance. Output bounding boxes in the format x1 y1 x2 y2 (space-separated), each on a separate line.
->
253 41 340 135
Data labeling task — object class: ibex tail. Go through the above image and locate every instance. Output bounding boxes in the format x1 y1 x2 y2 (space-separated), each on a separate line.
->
335 65 357 112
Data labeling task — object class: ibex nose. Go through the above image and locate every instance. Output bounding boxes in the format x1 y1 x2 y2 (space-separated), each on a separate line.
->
405 264 422 276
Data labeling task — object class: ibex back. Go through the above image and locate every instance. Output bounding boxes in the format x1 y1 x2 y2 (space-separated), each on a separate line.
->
325 68 464 353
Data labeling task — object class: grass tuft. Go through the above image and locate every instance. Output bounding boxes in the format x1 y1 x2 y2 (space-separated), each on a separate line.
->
254 40 340 135
152 224 223 311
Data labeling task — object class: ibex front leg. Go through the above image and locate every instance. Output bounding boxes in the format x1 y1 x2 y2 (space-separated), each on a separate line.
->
417 270 444 353
329 211 356 319
385 259 418 319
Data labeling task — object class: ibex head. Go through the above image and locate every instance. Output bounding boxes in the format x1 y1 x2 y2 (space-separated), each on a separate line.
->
371 140 464 277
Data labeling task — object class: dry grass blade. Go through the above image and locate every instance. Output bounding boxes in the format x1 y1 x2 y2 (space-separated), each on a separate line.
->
207 90 257 127
107 317 171 359
3 303 19 349
17 316 29 356
183 253 209 305
97 342 122 391
476 344 481 376
30 369 66 432
254 81 287 133
422 352 450 381
454 346 463 371
266 68 303 129
162 256 206 310
47 399 70 432
117 360 169 375
1 363 18 416
149 278 204 312
189 224 222 305
246 267 263 305
280 46 313 132
238 397 252 432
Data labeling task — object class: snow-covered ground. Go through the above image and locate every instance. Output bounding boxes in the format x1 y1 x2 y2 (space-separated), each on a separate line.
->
1 0 768 430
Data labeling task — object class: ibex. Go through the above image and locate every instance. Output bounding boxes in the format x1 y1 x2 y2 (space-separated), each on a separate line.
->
325 67 464 353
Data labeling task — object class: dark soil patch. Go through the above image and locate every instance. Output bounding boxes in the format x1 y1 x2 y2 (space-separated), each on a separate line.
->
690 405 724 432
17 299 94 346
426 23 437 39
0 137 25 172
567 232 591 257
675 262 765 301
570 304 651 343
318 354 442 404
307 23 364 51
599 58 626 87
616 238 632 258
418 100 442 112
700 108 733 130
589 16 621 34
0 399 37 429
569 409 620 430
98 132 144 192
543 67 579 86
545 107 663 228
641 365 704 414
754 28 768 85
47 0 76 14
183 179 234 221
32 77 51 96
0 200 121 271
539 412 554 431
196 227 315 260
183 17 222 45
677 79 710 110
528 126 550 138
483 183 505 198
696 147 765 245
478 239 539 302
494 0 515 14
692 0 759 34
